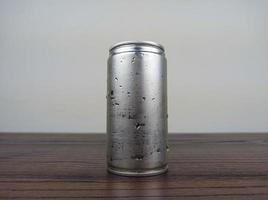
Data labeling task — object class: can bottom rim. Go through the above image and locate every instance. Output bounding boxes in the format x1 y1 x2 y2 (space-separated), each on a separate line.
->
107 165 168 177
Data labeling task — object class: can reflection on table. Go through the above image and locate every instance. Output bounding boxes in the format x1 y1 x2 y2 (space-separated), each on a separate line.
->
106 41 168 176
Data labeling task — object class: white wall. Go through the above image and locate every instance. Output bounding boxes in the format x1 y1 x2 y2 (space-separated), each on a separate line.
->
0 0 267 133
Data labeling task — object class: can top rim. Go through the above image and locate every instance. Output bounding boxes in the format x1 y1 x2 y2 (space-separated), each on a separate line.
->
109 41 165 52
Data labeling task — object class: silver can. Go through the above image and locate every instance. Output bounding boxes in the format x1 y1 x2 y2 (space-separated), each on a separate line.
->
106 41 168 176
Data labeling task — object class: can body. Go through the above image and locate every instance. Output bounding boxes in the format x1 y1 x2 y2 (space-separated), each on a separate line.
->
106 41 168 176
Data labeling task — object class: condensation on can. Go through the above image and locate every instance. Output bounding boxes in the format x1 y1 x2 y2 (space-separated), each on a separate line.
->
106 41 168 176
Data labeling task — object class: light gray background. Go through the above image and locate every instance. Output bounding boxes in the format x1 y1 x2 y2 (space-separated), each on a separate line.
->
0 0 268 133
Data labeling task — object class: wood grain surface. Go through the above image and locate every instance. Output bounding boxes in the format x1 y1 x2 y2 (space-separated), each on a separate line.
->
0 133 267 199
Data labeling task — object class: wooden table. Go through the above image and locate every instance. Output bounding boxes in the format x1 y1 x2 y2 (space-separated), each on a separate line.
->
0 133 267 199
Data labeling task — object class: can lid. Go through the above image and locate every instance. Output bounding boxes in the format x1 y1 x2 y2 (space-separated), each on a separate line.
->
109 41 165 54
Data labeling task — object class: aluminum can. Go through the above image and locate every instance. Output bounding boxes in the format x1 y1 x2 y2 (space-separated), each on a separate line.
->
107 41 168 176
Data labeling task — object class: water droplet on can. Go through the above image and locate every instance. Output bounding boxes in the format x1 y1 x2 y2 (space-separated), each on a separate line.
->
166 145 170 152
135 122 145 130
131 154 144 160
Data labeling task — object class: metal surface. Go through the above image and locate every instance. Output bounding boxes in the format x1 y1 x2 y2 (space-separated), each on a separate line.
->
106 41 168 176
